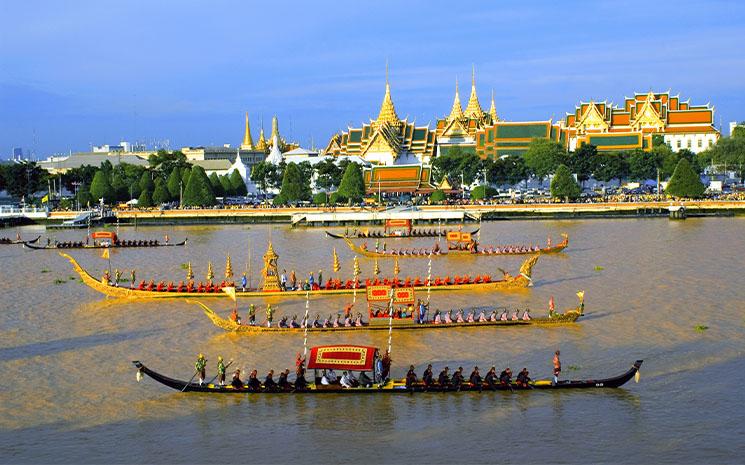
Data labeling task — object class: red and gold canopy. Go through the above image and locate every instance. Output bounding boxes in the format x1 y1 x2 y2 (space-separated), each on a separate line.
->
307 345 377 371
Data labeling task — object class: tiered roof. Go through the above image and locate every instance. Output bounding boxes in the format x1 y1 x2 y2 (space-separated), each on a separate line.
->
565 91 717 135
362 164 436 193
436 68 495 140
324 70 436 164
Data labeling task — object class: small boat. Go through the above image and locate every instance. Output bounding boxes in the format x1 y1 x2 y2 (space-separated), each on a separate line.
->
60 249 539 300
132 344 643 394
0 235 40 245
326 228 480 240
326 220 479 240
346 234 569 259
195 300 583 333
25 231 186 250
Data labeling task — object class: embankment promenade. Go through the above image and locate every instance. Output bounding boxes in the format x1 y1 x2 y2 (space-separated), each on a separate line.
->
39 200 745 227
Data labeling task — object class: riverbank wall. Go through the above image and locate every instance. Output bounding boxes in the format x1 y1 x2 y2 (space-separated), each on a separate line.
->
29 201 743 228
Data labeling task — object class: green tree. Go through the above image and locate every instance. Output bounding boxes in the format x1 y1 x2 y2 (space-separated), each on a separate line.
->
314 158 341 191
61 165 97 193
706 136 745 182
313 191 329 205
110 172 129 201
470 185 496 200
566 144 598 186
550 164 581 201
219 175 234 196
229 170 248 196
128 179 141 200
152 179 171 205
430 189 446 203
182 166 215 207
166 167 181 200
276 163 311 204
732 124 745 139
89 170 114 204
138 187 153 207
594 152 629 183
524 138 566 185
250 161 280 192
148 150 189 176
329 192 347 205
337 162 365 203
181 167 191 191
431 149 462 183
209 172 224 197
2 161 47 200
76 184 93 207
139 171 155 194
627 149 657 181
503 155 528 185
665 158 705 198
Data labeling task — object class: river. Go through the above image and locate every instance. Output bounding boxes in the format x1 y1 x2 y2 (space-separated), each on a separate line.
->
0 218 743 464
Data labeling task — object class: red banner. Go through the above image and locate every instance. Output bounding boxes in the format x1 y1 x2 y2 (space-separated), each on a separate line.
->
393 287 415 304
307 345 376 371
367 285 391 302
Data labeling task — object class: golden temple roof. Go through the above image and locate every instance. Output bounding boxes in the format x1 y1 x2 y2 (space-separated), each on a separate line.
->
464 66 483 119
256 125 268 152
241 112 254 150
448 77 464 121
489 90 498 121
376 63 400 126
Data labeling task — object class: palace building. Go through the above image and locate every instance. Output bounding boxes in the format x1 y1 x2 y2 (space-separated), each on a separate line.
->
323 70 437 166
471 90 720 159
435 68 498 156
562 91 719 153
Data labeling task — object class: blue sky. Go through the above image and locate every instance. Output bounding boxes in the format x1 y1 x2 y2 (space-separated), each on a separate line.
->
1 0 744 157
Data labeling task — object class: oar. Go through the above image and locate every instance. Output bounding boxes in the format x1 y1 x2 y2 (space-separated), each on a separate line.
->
206 360 234 385
182 370 200 392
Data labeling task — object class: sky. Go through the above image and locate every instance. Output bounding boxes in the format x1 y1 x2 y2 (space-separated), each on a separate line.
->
1 0 744 158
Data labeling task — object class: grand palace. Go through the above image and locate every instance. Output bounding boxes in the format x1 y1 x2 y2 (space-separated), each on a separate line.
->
234 68 721 193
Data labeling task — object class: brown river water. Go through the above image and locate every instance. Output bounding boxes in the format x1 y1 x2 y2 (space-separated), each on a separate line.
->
0 218 744 464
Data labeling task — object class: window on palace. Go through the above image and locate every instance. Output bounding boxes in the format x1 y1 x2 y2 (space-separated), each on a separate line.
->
698 139 702 148
677 140 682 148
709 139 714 146
687 140 692 148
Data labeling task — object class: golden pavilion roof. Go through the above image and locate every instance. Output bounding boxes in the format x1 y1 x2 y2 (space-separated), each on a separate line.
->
376 64 400 126
448 78 464 121
256 126 268 152
464 67 483 119
489 90 498 121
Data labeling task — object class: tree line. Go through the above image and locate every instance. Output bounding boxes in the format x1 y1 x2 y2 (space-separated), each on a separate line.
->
250 158 366 205
432 130 745 200
0 150 247 208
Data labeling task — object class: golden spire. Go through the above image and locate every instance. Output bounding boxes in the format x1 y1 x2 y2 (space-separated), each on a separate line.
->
256 120 268 152
186 262 194 281
241 112 254 150
448 77 464 121
271 116 280 142
393 256 400 276
332 248 341 273
465 65 483 119
376 61 400 126
225 255 233 279
206 261 214 282
373 258 380 276
489 89 498 121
